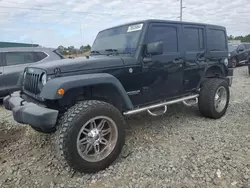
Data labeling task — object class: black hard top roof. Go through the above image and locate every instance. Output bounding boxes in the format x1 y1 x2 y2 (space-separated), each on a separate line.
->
102 19 226 32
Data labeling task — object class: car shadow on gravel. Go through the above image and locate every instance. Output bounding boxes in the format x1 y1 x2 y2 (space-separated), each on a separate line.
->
0 127 24 164
0 128 24 150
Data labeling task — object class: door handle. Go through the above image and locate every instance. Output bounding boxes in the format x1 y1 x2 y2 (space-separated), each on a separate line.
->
173 58 183 64
197 57 206 61
0 72 2 74
197 52 206 61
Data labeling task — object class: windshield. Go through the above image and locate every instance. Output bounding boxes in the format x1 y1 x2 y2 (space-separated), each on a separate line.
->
91 23 143 55
228 44 239 52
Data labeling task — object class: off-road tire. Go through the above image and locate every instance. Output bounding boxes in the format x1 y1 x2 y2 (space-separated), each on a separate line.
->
55 100 125 173
198 78 230 119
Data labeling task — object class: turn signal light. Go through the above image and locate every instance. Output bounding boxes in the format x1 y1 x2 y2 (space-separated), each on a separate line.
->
57 88 65 95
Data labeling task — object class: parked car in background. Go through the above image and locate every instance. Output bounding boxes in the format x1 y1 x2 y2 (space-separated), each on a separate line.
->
248 57 250 75
228 42 250 68
0 47 64 98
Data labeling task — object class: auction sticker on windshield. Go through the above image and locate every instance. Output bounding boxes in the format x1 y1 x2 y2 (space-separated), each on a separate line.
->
127 23 143 32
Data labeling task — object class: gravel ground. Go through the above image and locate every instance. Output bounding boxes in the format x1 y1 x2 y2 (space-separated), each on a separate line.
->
0 66 250 188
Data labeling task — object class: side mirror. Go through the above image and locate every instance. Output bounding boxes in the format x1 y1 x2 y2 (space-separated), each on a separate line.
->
146 41 163 55
237 46 244 53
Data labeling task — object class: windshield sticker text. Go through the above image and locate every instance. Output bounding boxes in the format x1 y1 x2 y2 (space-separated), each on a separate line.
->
127 24 143 32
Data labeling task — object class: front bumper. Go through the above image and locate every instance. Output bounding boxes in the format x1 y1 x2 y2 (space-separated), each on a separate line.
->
3 92 59 131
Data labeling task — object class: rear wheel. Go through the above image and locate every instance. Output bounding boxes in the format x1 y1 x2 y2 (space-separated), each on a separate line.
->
56 100 125 173
231 57 237 68
198 78 230 119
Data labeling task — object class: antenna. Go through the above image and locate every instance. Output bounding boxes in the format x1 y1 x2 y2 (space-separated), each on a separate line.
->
178 0 185 21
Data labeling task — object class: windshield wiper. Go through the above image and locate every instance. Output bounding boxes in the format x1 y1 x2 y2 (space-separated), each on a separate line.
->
105 49 119 55
90 50 102 55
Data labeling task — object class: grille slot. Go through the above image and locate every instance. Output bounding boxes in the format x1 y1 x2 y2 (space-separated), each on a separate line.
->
23 70 43 95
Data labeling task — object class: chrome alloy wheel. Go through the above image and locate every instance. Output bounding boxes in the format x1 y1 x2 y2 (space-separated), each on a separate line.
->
214 86 227 113
76 116 118 162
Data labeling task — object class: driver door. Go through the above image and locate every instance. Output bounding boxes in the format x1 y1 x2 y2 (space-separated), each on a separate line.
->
140 23 184 103
237 44 247 62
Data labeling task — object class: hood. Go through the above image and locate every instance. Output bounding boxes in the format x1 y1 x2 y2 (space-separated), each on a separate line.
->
229 50 237 57
28 55 124 74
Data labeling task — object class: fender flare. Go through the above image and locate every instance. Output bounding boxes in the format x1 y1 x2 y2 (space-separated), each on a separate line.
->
197 63 227 89
40 73 134 110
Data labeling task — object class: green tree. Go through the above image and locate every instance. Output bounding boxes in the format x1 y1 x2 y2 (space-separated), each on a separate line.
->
67 46 76 55
227 34 250 43
80 45 91 53
228 35 234 40
241 34 250 42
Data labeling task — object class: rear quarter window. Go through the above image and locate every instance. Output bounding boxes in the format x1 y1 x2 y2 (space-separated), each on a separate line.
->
53 49 65 59
33 52 48 62
207 29 227 51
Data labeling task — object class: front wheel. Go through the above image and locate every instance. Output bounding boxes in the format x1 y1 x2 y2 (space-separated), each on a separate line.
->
198 78 230 119
56 100 125 173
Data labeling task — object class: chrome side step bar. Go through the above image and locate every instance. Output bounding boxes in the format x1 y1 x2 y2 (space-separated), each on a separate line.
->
123 94 199 116
183 97 198 107
147 105 168 116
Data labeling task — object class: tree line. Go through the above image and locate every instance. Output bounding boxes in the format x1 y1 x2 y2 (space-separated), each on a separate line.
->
228 34 250 43
57 45 91 55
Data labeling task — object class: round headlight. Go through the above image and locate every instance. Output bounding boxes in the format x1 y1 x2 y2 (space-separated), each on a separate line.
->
224 58 229 66
41 73 47 85
22 71 27 85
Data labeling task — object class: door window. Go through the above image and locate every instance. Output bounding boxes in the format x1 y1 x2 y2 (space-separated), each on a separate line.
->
238 44 245 51
5 52 34 66
146 25 178 53
244 44 250 49
183 27 204 51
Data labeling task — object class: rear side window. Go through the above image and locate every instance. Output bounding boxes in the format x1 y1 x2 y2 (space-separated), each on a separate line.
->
208 29 227 51
146 25 178 53
183 27 204 51
244 44 250 49
33 52 48 62
5 52 34 66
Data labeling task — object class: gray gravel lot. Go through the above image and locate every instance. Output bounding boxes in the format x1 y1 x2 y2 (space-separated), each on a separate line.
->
0 66 250 188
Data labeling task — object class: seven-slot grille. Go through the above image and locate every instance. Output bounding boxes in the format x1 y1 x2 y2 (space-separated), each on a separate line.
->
23 68 44 95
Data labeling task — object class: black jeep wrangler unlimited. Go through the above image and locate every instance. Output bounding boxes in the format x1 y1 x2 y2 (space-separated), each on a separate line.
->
4 19 233 173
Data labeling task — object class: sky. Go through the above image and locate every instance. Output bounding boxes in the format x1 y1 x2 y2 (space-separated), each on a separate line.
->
0 0 249 48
